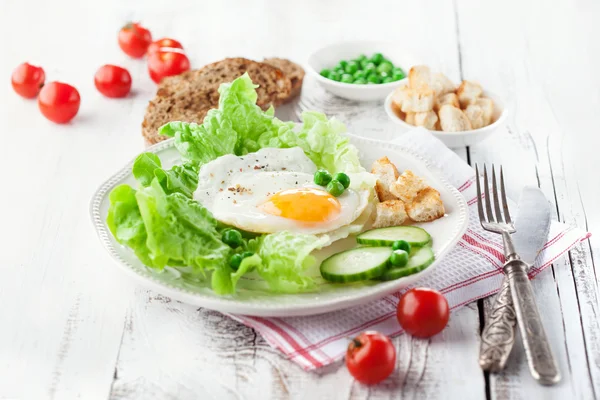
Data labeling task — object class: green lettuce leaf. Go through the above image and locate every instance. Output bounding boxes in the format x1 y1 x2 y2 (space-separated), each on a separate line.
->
106 185 153 267
132 152 199 198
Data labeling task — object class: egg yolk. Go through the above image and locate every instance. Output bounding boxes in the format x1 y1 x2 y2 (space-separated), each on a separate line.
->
259 188 341 222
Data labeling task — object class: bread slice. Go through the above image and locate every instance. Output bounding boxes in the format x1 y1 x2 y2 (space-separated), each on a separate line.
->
430 73 456 96
371 156 400 202
439 105 472 132
391 86 408 109
464 104 486 129
475 97 494 125
406 188 445 222
413 111 438 130
435 93 460 111
400 87 435 113
263 58 305 101
456 80 483 108
373 200 408 228
408 65 431 89
142 58 292 144
390 170 427 203
405 112 416 125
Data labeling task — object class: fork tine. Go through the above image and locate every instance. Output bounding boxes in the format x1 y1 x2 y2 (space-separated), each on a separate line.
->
500 166 512 224
483 165 496 222
475 164 487 223
491 165 504 223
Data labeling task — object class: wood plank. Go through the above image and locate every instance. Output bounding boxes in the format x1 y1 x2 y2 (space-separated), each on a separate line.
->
455 0 600 397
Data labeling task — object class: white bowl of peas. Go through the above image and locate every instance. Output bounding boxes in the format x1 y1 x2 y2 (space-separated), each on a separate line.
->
307 41 418 101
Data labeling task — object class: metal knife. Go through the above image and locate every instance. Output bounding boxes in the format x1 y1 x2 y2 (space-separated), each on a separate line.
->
479 187 560 385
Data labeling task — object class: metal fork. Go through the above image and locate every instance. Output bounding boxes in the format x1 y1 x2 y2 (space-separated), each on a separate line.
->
475 165 560 385
476 165 518 373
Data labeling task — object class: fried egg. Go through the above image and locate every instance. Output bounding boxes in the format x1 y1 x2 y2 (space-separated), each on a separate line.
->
194 147 370 235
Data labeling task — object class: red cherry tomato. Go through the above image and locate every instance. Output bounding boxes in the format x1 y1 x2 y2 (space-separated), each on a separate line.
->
397 288 449 338
11 62 45 99
118 22 152 58
147 38 184 55
94 65 132 98
346 331 396 385
38 82 80 124
147 49 190 84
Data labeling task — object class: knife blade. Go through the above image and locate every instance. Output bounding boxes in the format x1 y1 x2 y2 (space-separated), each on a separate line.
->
512 186 551 265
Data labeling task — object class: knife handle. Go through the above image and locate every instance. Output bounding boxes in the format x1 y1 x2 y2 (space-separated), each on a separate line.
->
479 275 517 371
505 259 561 385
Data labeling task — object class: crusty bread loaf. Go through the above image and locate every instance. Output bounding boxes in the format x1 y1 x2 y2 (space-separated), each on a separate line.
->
142 58 292 145
263 58 305 101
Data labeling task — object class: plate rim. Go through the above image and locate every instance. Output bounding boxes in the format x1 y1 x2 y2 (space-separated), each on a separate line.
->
89 134 469 316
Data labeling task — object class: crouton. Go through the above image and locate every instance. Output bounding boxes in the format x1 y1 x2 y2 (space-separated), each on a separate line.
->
413 111 438 130
406 188 445 222
391 86 408 110
400 87 435 113
430 73 456 96
373 200 408 228
435 93 460 111
464 104 486 129
390 170 427 203
475 97 494 125
408 65 431 89
371 156 400 202
405 112 416 125
439 105 472 132
456 80 483 108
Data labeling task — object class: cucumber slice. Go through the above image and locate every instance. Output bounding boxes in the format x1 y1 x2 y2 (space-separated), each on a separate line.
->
357 226 432 247
320 247 393 283
377 246 435 281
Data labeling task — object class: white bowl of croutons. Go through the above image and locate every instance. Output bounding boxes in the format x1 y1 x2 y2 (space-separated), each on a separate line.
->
307 41 420 101
384 66 508 147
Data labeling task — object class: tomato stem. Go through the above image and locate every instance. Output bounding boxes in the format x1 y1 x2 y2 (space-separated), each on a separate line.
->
352 338 362 348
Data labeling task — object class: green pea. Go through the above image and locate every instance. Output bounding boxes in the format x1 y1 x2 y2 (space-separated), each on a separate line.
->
320 68 331 78
333 172 350 189
379 71 390 79
367 74 381 84
222 229 243 248
377 61 394 75
241 251 254 259
335 60 348 71
355 54 367 62
364 63 377 74
353 70 366 80
329 71 341 81
344 61 359 74
382 77 394 83
359 59 370 69
229 254 243 270
392 240 411 253
392 72 405 81
389 249 409 267
370 53 385 65
393 67 405 75
326 180 345 197
392 68 406 81
314 170 332 186
354 78 367 85
341 74 354 83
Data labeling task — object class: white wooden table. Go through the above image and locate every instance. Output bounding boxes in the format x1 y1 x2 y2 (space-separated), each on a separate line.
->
2 0 599 398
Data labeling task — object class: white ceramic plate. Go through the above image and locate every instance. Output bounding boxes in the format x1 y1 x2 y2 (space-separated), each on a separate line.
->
384 82 508 148
90 134 468 316
306 41 420 101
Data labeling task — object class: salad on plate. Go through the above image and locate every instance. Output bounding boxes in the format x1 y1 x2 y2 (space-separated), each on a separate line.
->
107 73 445 296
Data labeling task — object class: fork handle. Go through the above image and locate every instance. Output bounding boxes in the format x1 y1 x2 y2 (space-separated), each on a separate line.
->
479 275 517 371
505 259 561 385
